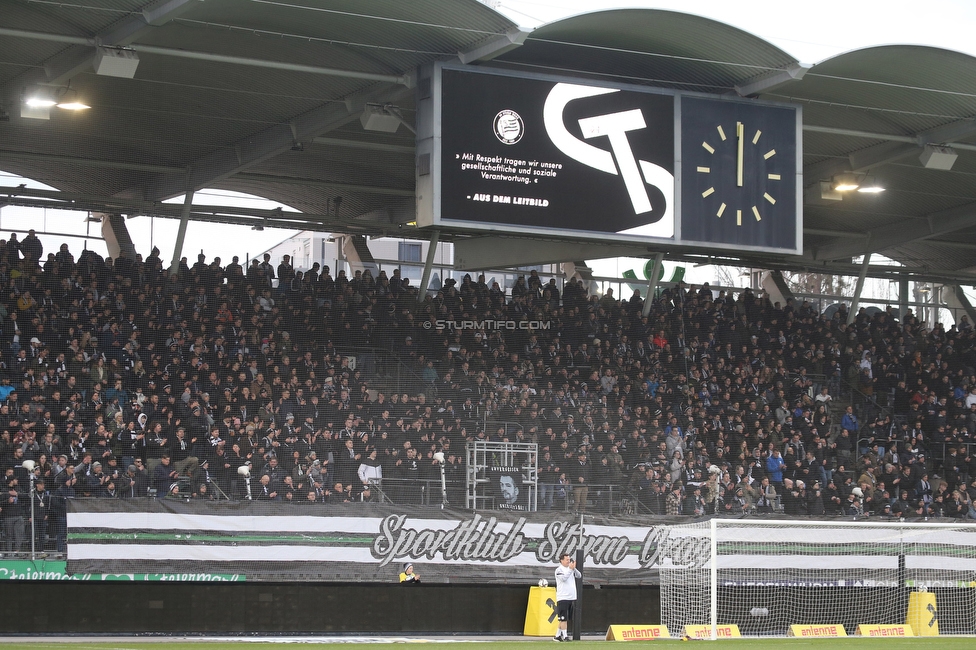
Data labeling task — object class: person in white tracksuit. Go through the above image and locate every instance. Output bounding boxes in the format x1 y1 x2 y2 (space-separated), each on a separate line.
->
553 553 581 641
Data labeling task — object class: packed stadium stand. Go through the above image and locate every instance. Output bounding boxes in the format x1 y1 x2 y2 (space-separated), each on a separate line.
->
2 235 974 554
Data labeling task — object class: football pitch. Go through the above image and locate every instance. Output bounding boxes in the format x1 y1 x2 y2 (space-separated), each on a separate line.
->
2 639 973 649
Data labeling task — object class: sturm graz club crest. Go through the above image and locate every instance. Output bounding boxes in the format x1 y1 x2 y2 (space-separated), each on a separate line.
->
493 109 524 144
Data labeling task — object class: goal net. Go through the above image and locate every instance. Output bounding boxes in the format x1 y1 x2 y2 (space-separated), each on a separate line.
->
659 519 976 637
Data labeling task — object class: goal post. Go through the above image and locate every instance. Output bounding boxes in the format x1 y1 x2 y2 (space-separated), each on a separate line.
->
659 519 976 638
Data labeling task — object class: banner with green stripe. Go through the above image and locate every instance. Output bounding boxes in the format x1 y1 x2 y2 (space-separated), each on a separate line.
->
67 500 976 584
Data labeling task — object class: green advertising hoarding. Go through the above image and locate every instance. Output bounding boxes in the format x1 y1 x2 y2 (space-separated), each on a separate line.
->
0 559 243 582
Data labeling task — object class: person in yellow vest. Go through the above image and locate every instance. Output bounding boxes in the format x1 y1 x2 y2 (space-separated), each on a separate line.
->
399 562 421 584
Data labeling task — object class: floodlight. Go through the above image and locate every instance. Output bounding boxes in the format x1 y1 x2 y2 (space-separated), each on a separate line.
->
22 86 57 119
24 85 91 118
57 101 91 111
831 173 860 192
856 176 885 193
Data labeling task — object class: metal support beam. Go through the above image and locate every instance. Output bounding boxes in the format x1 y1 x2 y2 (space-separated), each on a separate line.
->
803 124 976 153
0 149 185 174
641 253 664 318
804 227 865 238
169 189 194 275
101 213 138 260
899 276 910 321
131 44 412 85
847 253 872 325
454 236 647 270
925 239 976 251
40 49 99 88
458 27 530 64
0 25 411 85
922 119 976 146
847 141 918 172
0 1 199 107
0 27 90 47
947 285 976 326
814 200 976 261
0 225 102 242
803 116 976 184
0 152 412 197
236 173 415 197
312 137 414 155
0 186 410 236
103 0 200 45
763 270 795 307
735 62 810 97
667 249 976 286
418 230 440 302
143 84 413 201
803 124 916 144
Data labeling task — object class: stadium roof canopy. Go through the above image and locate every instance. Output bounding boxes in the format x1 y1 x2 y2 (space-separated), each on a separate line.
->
2 2 976 284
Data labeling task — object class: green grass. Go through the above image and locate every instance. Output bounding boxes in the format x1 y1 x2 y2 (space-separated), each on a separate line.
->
1 639 973 649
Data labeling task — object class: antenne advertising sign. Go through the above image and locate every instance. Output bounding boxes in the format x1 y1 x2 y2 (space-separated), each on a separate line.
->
415 63 801 255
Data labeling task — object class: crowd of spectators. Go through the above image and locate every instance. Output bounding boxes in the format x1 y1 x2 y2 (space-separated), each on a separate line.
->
2 232 976 553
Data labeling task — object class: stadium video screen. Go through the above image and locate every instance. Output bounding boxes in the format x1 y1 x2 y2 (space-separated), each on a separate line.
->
417 63 802 255
437 66 675 240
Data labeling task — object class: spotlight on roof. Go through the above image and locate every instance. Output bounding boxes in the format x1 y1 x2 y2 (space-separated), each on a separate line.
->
57 101 91 111
22 86 57 119
23 86 91 118
24 96 56 108
831 173 860 192
856 176 885 193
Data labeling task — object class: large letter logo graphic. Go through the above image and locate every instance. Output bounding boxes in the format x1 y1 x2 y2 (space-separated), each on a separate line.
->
543 83 673 237
578 109 652 214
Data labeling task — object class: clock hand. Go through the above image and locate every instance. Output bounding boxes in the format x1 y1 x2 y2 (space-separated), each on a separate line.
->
736 122 744 187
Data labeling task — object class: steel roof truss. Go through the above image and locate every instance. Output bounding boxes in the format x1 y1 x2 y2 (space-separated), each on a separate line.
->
142 84 412 201
735 62 810 97
813 200 976 260
459 28 530 64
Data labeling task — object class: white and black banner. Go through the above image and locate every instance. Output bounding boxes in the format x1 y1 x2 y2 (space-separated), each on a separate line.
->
67 502 976 584
67 501 690 584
